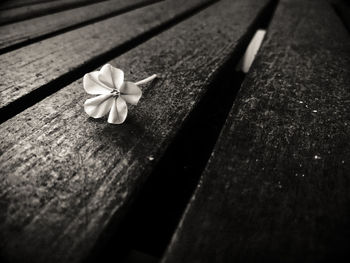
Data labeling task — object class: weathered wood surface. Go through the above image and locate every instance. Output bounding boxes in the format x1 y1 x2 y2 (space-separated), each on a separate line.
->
0 0 271 262
162 0 350 262
0 0 60 11
0 0 210 111
0 0 155 51
0 0 107 25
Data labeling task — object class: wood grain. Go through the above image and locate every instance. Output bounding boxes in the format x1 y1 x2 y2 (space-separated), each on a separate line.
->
0 0 155 51
0 0 270 262
0 0 211 111
161 0 350 262
0 0 108 25
0 0 60 11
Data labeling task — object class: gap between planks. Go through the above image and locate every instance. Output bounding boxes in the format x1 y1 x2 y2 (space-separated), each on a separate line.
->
0 0 110 25
0 0 218 124
84 1 279 262
161 0 350 262
0 0 62 11
0 0 162 54
0 0 274 262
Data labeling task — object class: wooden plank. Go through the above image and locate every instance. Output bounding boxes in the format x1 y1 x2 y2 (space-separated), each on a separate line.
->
161 0 350 262
0 0 156 52
0 0 60 11
0 0 271 262
0 0 210 113
0 0 108 25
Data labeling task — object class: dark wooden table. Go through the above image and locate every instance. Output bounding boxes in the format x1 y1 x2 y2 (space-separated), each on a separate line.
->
0 0 349 262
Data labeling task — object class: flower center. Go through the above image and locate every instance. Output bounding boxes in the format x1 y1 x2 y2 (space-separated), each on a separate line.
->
110 89 120 97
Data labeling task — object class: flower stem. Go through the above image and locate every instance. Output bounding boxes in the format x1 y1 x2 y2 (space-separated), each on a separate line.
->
135 74 157 85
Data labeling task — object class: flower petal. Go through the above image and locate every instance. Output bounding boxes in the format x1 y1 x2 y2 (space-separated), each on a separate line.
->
108 97 128 124
120 81 142 105
83 71 112 95
99 64 124 90
84 94 114 118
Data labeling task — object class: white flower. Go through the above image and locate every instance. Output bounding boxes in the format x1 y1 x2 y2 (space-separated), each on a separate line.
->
83 64 156 124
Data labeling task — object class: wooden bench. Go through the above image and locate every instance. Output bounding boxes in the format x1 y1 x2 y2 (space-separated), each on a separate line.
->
0 0 115 25
162 0 350 262
0 0 156 52
0 0 349 262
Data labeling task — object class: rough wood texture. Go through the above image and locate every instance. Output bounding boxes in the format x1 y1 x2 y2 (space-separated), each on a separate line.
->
0 0 60 11
0 0 107 25
0 0 210 110
0 0 270 262
161 0 350 262
0 0 154 51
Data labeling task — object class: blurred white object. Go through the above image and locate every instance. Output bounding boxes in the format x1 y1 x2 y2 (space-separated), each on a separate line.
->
239 29 266 73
